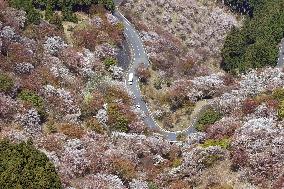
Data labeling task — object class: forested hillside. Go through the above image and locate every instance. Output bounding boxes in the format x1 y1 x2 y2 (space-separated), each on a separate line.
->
9 0 114 24
1 0 284 188
221 0 284 73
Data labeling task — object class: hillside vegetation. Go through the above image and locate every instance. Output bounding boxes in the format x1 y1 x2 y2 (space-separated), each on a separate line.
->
0 0 284 188
222 0 284 73
120 0 239 131
0 140 62 188
9 0 115 24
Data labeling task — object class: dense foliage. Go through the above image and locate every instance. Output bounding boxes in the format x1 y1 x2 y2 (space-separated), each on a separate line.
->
271 88 284 119
195 108 222 132
9 0 115 23
0 140 62 189
1 0 284 188
221 0 284 73
103 57 117 68
18 89 46 119
0 73 14 93
9 0 42 24
222 0 264 15
202 138 230 149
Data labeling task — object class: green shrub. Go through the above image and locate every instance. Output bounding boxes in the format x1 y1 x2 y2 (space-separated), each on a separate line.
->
115 22 124 31
99 0 115 11
176 132 187 142
107 103 129 132
45 2 54 21
0 140 62 189
10 0 115 24
18 90 46 118
203 154 223 167
43 122 57 134
272 88 284 101
85 118 106 134
172 158 182 167
148 182 159 189
202 138 231 149
18 90 44 108
0 73 14 93
277 100 284 119
195 108 221 132
113 159 136 181
113 115 129 132
26 8 41 24
58 123 85 139
211 184 234 189
62 5 78 23
103 57 117 68
153 78 162 90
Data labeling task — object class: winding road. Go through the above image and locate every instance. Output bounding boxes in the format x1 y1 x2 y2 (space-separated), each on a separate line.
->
114 10 179 141
113 2 284 141
113 8 210 141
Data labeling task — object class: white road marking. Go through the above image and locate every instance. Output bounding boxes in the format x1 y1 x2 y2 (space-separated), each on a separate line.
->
115 10 193 141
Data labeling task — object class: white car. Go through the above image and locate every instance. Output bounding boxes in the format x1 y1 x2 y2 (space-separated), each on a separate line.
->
128 73 134 85
136 104 141 109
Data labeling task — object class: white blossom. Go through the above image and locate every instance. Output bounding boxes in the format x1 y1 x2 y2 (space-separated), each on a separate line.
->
239 68 284 96
106 13 119 25
89 16 103 28
95 43 118 59
59 138 91 180
44 36 68 55
17 108 41 135
109 65 124 80
14 62 34 74
96 109 108 124
129 179 149 189
78 48 97 78
232 118 284 184
42 85 81 121
74 173 126 189
0 26 16 39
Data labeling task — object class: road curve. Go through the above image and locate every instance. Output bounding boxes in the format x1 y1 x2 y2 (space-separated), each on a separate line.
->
114 4 284 141
113 10 181 141
113 9 214 141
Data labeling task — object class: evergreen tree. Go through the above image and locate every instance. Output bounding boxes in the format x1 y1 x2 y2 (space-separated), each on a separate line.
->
0 140 62 189
62 3 78 22
45 1 54 21
221 0 284 73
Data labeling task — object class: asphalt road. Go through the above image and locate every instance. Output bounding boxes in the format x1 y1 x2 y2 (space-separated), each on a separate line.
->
277 39 284 67
116 39 131 70
113 4 284 141
113 11 181 141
